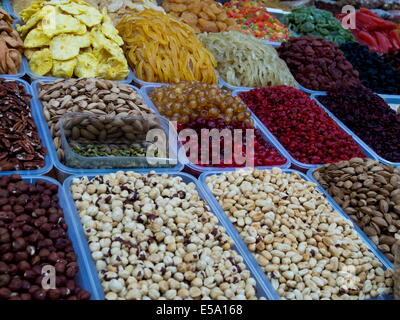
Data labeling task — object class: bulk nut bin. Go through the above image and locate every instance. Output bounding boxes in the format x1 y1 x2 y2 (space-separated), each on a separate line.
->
63 170 277 300
0 174 94 300
312 92 400 168
0 77 52 176
307 159 400 265
199 168 395 300
31 78 182 180
59 112 180 170
234 86 378 172
140 84 291 176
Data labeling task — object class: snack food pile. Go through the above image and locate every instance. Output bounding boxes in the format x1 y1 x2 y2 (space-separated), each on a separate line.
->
1 0 400 301
17 0 129 79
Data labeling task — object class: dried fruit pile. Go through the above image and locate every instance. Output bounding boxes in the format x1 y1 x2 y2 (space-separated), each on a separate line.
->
239 86 365 164
224 0 292 42
0 9 23 74
117 9 217 84
177 117 287 167
17 0 129 79
162 0 239 33
314 159 400 262
318 86 400 163
337 8 400 53
0 80 47 172
199 31 296 88
0 174 91 300
340 42 400 95
281 6 354 45
149 82 252 124
277 37 361 91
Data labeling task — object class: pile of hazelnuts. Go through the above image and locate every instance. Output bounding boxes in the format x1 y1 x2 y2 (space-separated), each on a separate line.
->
0 174 90 300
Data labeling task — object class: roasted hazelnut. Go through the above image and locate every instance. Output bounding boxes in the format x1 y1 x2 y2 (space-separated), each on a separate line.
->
59 287 71 298
0 274 10 286
15 251 28 262
21 224 33 235
77 290 90 300
11 229 23 239
48 252 59 264
2 252 14 263
56 275 67 287
28 285 40 295
9 278 22 291
0 261 8 273
47 289 60 300
20 280 31 291
12 237 26 250
55 261 66 274
39 248 50 259
0 288 11 299
17 260 31 272
33 289 46 300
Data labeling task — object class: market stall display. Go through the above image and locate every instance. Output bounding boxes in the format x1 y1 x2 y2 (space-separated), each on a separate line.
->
337 8 400 53
0 79 47 172
148 82 252 124
339 42 400 95
317 86 400 163
224 0 292 42
199 31 296 88
277 36 361 91
17 0 129 80
162 0 240 33
239 86 366 165
0 9 23 74
37 78 154 162
313 159 400 262
0 174 91 300
281 6 354 45
117 9 217 84
69 171 263 300
204 168 394 300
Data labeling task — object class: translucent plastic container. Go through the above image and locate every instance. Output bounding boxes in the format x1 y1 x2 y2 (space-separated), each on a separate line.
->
140 84 292 175
232 88 378 171
0 77 52 176
30 79 181 178
199 168 394 300
312 93 400 168
63 171 276 300
59 113 180 171
17 175 99 299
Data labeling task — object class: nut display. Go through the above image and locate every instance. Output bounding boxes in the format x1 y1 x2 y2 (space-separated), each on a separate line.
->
206 168 394 300
162 0 239 33
0 79 47 172
17 0 129 80
0 174 90 300
313 158 400 262
70 171 261 300
38 78 154 161
149 82 252 124
0 9 23 74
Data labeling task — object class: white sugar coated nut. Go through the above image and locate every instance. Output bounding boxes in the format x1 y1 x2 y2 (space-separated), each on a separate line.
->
206 168 394 300
71 171 260 300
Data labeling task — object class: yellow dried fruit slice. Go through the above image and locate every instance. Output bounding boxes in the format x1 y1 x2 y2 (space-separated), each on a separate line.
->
52 58 77 78
75 6 102 27
29 48 53 76
24 28 51 48
75 34 91 48
101 9 123 46
24 48 38 60
50 34 81 60
59 3 89 15
90 28 122 57
18 5 55 37
42 12 85 38
74 53 97 78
